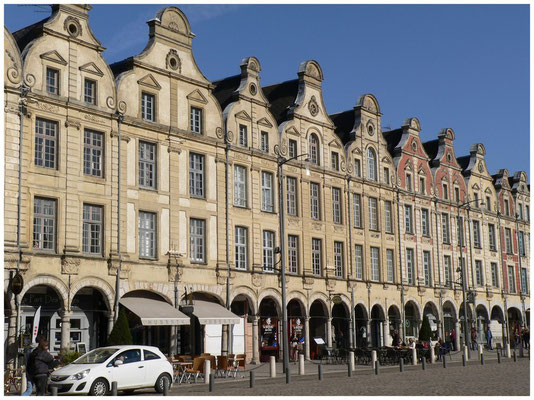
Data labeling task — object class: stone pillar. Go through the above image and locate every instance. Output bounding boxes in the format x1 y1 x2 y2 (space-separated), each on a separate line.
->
6 311 17 369
60 310 72 353
382 320 389 347
221 324 228 356
349 316 354 348
251 316 259 364
107 312 114 336
304 317 310 360
455 321 461 351
327 317 333 348
367 320 371 347
169 326 177 356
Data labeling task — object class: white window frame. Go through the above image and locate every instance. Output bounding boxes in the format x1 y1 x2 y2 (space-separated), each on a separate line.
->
190 218 206 263
139 211 157 259
353 193 362 228
82 204 103 255
369 197 378 231
355 244 363 280
405 205 413 234
334 241 343 278
367 148 377 181
234 165 247 208
310 182 320 220
287 176 297 216
370 246 380 282
189 153 205 198
288 235 299 274
235 226 248 270
141 92 155 122
386 249 394 283
332 187 342 224
312 238 322 276
406 248 415 285
384 201 393 233
239 124 248 147
190 106 202 133
421 208 430 236
423 251 432 286
261 171 274 212
138 141 157 189
262 231 274 272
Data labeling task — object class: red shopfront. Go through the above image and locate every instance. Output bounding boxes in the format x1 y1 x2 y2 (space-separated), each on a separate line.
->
259 317 279 362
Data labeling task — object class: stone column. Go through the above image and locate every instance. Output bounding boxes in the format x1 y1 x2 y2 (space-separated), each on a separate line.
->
60 310 72 353
304 317 310 360
348 317 354 348
221 325 228 356
367 320 372 347
251 316 259 364
382 320 389 347
455 321 461 350
169 326 177 356
327 317 333 347
107 312 114 336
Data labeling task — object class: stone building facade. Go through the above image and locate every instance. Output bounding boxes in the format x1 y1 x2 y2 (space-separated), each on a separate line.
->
4 5 530 366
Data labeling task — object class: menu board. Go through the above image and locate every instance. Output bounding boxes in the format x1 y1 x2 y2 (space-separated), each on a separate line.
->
260 317 278 348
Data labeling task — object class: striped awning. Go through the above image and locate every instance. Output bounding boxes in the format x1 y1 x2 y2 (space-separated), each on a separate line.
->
191 300 241 325
120 297 189 326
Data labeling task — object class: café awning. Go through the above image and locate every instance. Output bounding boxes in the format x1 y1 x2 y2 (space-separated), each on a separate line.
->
120 297 189 326
191 300 241 325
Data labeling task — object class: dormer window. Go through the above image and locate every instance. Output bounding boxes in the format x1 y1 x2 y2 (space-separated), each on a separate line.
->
504 198 510 216
442 183 448 200
141 92 155 122
367 148 377 181
455 187 460 203
190 107 202 133
239 125 248 147
260 131 269 153
406 173 412 192
84 78 97 105
419 177 425 195
46 67 59 95
331 152 339 171
473 193 479 208
486 196 491 211
354 159 361 178
309 134 320 165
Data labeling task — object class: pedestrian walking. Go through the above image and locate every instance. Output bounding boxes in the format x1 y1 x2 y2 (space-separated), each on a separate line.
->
360 326 368 348
486 326 493 350
471 327 478 351
27 340 58 396
521 326 529 349
392 329 401 347
450 328 457 351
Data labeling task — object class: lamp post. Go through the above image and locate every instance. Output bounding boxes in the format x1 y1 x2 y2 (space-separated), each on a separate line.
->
277 153 308 376
456 198 483 350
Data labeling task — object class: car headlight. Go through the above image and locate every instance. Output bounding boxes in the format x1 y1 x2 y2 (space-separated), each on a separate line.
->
71 369 90 380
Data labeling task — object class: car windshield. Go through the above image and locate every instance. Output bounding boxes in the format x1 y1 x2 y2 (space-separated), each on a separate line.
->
72 348 119 364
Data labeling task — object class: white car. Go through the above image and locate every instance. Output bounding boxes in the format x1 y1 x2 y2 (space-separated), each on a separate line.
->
48 345 173 396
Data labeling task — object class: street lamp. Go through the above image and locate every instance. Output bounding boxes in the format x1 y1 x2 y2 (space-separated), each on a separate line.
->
277 152 308 376
456 197 484 351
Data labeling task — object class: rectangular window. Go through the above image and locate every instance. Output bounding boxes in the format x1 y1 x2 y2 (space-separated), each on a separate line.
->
519 231 525 256
83 129 103 177
84 78 96 104
404 205 413 234
288 235 299 274
46 67 59 94
312 238 322 276
521 268 528 294
139 211 156 258
261 171 274 212
441 213 450 244
190 107 202 133
82 204 103 255
239 125 248 147
286 177 297 216
386 249 394 283
473 220 481 248
310 182 320 220
488 224 496 251
369 197 378 230
190 218 205 262
383 167 390 185
419 177 425 195
141 92 155 121
473 193 479 208
334 241 344 278
189 153 205 198
370 247 380 282
355 244 363 280
353 193 362 228
505 228 512 254
508 266 516 293
421 208 430 236
262 231 274 272
406 173 412 192
504 199 510 216
444 256 452 288
423 251 432 286
486 196 491 211
331 152 339 171
234 165 247 207
354 159 361 178
384 201 393 233
235 226 248 270
518 204 523 220
332 187 342 224
288 139 297 158
260 131 269 152
138 141 156 189
33 197 56 250
35 118 58 169
475 260 483 286
442 183 448 200
406 248 415 285
491 262 499 288
455 187 460 203
526 205 530 221
457 216 464 245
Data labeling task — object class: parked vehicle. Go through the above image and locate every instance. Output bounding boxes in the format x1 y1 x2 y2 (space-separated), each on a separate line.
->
48 345 172 395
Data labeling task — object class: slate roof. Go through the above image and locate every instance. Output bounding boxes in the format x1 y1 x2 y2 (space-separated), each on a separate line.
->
329 110 355 145
382 129 403 155
109 57 134 78
422 139 439 162
261 79 299 125
456 155 470 172
12 17 48 53
211 74 241 112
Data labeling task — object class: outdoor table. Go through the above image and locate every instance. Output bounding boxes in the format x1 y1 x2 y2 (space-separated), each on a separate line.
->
172 361 193 384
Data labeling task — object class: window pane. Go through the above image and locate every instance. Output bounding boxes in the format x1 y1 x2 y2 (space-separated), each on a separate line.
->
334 242 343 278
332 188 341 224
287 177 297 216
235 227 247 270
139 211 156 258
353 194 362 228
288 235 299 274
33 197 56 250
189 153 205 197
312 239 321 276
355 244 363 280
310 183 320 220
35 118 58 169
190 219 205 262
262 231 274 272
261 172 274 212
83 204 103 254
370 247 380 282
139 141 156 188
234 166 247 207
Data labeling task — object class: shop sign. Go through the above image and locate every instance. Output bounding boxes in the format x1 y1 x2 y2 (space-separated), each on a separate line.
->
10 273 23 295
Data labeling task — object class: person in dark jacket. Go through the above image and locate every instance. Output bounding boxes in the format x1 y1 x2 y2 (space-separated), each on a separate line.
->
392 330 401 347
27 340 57 396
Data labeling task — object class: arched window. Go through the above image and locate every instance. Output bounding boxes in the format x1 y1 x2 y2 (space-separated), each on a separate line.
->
367 147 377 181
309 134 320 165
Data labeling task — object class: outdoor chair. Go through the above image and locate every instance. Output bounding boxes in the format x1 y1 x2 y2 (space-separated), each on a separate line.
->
496 343 503 357
216 355 233 378
183 357 205 384
232 354 246 378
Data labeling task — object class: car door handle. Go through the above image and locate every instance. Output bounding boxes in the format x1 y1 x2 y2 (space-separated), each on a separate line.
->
138 366 144 368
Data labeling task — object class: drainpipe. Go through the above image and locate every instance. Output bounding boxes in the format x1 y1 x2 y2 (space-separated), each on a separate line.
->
346 176 356 347
396 187 406 341
497 212 509 345
223 119 231 356
114 112 124 322
434 197 444 339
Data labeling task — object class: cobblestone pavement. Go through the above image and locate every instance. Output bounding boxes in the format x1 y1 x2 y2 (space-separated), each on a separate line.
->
132 357 529 396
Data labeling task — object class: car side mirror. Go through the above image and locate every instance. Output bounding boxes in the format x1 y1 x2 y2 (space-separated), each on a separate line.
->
114 360 123 367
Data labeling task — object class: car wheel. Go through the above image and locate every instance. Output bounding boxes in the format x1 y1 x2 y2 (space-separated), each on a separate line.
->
89 378 109 396
154 373 171 394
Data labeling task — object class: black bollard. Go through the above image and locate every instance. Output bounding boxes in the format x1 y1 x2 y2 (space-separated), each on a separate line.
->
442 355 447 368
318 364 323 381
422 357 426 370
399 358 404 372
375 360 380 375
112 381 118 396
250 371 255 388
497 351 501 364
209 373 214 392
514 351 517 362
462 354 466 367
50 386 58 396
348 362 353 377
163 378 169 396
285 368 291 384
480 354 484 365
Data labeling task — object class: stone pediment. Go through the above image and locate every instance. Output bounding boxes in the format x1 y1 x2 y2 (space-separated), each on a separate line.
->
329 138 342 149
186 89 208 104
235 110 252 121
285 126 300 136
40 50 67 66
137 73 161 90
79 62 104 77
257 117 273 128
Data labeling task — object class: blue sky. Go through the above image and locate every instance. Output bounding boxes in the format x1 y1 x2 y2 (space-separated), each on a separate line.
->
4 4 529 178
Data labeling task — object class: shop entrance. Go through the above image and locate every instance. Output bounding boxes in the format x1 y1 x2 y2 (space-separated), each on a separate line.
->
258 297 280 362
370 304 385 347
309 300 328 359
354 304 368 348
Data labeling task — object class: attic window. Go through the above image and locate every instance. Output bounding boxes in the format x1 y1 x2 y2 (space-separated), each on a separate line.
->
64 16 82 38
447 153 452 162
411 141 417 151
169 58 178 69
367 124 374 135
68 24 78 36
249 83 257 95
